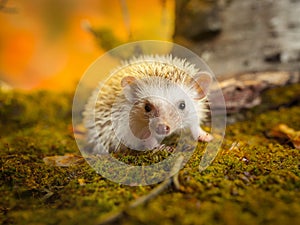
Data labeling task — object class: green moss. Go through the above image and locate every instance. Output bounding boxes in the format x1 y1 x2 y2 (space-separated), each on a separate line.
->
262 83 300 108
0 84 300 225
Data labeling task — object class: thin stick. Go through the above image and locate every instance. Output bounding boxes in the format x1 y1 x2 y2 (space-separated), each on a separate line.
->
119 0 132 40
98 154 184 225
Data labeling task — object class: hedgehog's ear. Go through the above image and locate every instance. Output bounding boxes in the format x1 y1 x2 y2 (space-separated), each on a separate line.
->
190 72 212 100
121 76 136 87
121 76 138 102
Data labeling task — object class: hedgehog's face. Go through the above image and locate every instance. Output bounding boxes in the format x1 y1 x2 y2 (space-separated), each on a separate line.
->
121 74 211 146
140 97 184 137
124 95 183 142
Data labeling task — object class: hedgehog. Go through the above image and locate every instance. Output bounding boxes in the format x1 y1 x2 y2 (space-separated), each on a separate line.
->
83 55 213 154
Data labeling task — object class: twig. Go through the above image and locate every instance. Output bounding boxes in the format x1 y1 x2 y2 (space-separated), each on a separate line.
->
119 0 132 40
98 154 184 225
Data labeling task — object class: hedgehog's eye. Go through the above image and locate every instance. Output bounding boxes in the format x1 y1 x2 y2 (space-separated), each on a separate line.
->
144 103 152 112
178 101 186 110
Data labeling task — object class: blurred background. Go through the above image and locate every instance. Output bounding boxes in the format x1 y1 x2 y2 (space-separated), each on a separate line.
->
0 0 174 91
1 0 300 91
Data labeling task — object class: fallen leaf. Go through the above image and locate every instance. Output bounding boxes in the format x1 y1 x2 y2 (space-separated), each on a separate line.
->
269 124 300 150
43 154 84 167
78 178 86 186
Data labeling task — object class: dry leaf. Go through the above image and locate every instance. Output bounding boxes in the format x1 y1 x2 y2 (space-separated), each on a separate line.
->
78 178 86 186
269 124 300 150
43 154 84 167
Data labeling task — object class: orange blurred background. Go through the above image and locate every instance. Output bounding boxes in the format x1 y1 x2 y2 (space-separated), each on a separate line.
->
0 0 174 91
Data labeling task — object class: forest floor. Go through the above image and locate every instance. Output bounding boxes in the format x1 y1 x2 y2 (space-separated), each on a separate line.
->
0 82 299 225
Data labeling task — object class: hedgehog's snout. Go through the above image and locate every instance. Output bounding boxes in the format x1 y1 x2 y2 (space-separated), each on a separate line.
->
155 123 170 135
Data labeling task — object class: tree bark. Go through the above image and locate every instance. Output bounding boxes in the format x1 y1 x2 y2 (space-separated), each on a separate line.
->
174 0 300 77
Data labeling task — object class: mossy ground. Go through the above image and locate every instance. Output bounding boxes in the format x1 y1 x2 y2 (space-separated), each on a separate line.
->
0 84 299 225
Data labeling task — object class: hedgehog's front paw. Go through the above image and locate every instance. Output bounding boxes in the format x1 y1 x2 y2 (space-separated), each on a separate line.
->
198 132 213 142
143 137 160 150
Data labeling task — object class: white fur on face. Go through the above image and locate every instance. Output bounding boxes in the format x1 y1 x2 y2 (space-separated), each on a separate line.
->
130 77 204 133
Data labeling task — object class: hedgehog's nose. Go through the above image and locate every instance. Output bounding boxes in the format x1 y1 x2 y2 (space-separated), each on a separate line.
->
156 124 170 135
